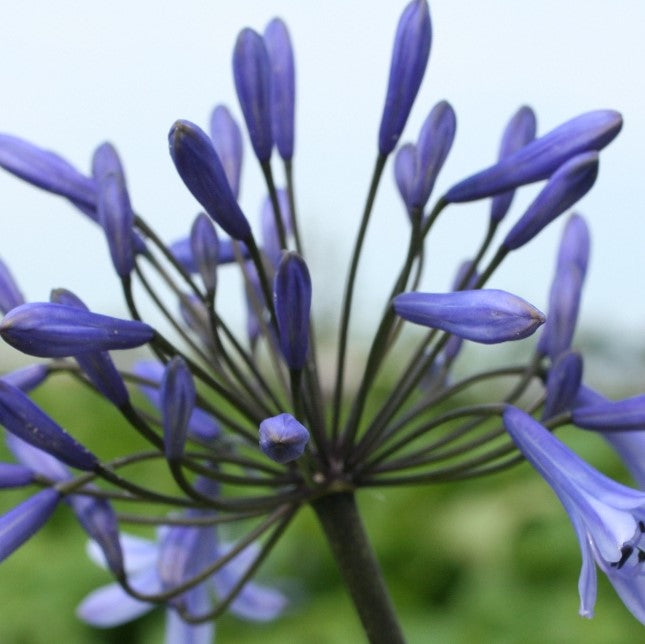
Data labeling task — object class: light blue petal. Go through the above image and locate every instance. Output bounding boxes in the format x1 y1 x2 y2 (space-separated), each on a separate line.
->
165 582 215 644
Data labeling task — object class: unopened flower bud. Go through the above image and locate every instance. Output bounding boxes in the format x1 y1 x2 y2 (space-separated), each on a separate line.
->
210 105 244 199
190 214 219 295
161 357 196 461
259 413 310 463
393 289 545 344
0 258 25 315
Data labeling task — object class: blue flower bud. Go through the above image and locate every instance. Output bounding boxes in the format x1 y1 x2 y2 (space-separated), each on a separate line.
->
1 364 48 392
92 142 124 182
445 110 621 202
6 434 71 482
50 289 129 407
259 413 310 463
393 289 545 344
210 105 244 199
161 357 196 461
0 134 96 211
264 18 296 161
169 120 252 241
394 143 417 213
69 494 124 578
233 28 273 163
170 235 249 273
556 213 591 277
572 394 645 431
0 380 97 470
0 302 154 358
490 106 537 223
537 215 590 359
261 188 292 267
0 488 60 563
542 351 583 420
134 361 220 441
0 463 34 488
190 214 219 295
378 0 432 155
410 100 456 210
0 258 25 315
97 172 135 278
274 252 311 370
503 152 598 251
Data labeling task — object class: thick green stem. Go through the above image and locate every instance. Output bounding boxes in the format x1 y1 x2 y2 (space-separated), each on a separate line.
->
312 492 405 644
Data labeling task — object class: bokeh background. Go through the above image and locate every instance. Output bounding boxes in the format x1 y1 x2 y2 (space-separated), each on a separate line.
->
0 0 644 641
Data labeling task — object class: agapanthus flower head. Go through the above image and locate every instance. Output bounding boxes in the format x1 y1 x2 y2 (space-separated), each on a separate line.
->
259 413 310 463
233 28 274 163
393 289 545 344
0 302 154 357
264 17 296 161
168 119 252 242
209 105 244 199
273 251 311 370
490 105 537 223
503 406 645 623
410 100 456 210
502 151 599 251
0 488 60 563
445 110 621 203
378 0 432 155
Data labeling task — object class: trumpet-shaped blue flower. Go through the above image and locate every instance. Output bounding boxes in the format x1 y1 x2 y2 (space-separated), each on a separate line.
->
504 406 645 623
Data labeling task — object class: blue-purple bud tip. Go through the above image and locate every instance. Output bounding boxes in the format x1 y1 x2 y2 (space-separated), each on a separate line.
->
259 413 310 464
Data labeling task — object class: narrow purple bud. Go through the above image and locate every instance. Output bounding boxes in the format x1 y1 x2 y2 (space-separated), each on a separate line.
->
490 106 537 223
134 361 220 441
542 351 583 420
0 380 97 470
6 435 71 482
0 259 25 315
97 172 135 278
0 134 96 210
190 214 219 294
503 152 599 251
274 252 311 369
233 28 273 163
169 120 252 241
572 395 645 431
378 0 432 155
92 142 124 182
394 143 417 212
210 105 244 199
264 18 296 161
0 488 60 562
69 495 124 578
50 289 129 406
393 289 545 344
161 357 195 461
0 463 34 488
556 213 591 277
1 364 49 393
410 100 456 209
170 235 249 273
259 413 309 463
261 189 292 267
445 110 620 203
0 302 154 358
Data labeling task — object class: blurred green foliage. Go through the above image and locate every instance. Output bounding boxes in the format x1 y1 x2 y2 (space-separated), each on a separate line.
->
0 377 642 643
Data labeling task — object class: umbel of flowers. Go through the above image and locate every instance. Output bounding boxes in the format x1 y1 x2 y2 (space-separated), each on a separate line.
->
0 1 640 641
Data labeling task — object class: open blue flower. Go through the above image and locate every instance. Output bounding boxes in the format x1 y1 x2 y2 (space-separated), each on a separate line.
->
504 406 645 623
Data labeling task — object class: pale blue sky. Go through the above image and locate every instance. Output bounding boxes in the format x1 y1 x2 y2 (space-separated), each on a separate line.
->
0 1 643 349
